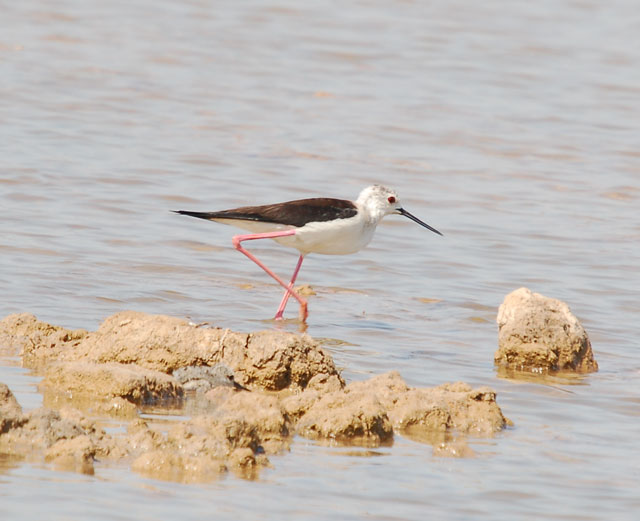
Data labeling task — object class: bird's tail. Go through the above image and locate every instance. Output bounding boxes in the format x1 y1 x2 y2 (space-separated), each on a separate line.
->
173 210 220 221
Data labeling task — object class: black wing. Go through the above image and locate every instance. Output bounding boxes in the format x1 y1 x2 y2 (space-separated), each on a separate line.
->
175 198 358 227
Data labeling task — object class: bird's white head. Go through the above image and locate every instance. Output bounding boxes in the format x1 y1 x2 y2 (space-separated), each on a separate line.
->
356 184 443 235
356 185 401 222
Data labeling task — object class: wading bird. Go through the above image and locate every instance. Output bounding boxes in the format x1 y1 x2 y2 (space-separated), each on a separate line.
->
175 185 442 322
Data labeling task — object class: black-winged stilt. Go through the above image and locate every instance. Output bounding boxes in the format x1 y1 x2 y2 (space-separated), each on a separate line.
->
175 185 442 322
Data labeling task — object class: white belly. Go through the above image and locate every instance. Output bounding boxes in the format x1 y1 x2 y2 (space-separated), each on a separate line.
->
213 215 375 255
288 216 375 255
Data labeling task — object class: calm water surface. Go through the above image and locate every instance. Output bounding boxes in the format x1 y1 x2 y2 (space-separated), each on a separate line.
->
1 1 639 520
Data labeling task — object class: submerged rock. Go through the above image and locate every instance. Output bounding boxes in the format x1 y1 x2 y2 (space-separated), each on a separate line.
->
495 287 598 374
0 384 127 474
0 380 279 482
131 411 275 483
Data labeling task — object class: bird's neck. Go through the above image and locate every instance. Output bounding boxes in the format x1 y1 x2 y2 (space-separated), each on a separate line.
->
357 200 387 226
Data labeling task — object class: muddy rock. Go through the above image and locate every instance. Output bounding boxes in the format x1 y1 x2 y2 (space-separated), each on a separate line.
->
128 392 289 482
43 392 140 419
132 412 274 483
495 287 598 373
126 419 165 455
243 329 338 390
305 373 344 393
212 392 290 454
0 388 125 474
432 439 476 458
3 311 343 392
67 312 239 370
131 450 228 483
41 361 184 406
430 383 508 435
0 313 87 359
342 371 410 409
284 372 508 448
1 383 24 434
44 435 96 474
294 389 393 447
388 389 452 440
56 406 130 460
282 372 407 424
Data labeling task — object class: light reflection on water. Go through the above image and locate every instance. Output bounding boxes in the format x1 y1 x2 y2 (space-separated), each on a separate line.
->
1 0 639 519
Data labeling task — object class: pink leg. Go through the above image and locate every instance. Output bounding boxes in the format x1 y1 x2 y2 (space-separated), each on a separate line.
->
274 254 305 320
232 230 308 321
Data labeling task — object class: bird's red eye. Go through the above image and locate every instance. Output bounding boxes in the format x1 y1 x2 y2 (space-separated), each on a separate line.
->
388 196 396 204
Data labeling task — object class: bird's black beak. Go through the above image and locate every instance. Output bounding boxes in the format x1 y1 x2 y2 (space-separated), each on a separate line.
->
396 208 443 236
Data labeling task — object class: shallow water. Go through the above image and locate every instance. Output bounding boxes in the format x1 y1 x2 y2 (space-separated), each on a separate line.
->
1 0 639 519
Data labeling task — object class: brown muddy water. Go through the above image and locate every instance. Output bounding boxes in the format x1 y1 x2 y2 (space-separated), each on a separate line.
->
1 0 639 520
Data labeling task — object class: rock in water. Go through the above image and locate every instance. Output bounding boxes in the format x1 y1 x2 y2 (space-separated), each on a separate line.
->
495 287 598 373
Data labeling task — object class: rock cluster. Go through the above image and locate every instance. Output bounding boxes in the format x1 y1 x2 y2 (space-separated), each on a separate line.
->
0 311 509 481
